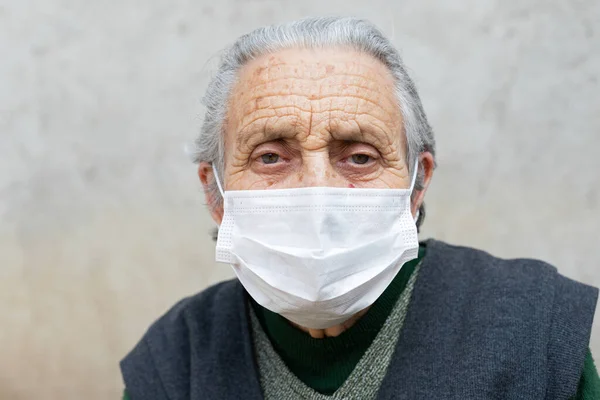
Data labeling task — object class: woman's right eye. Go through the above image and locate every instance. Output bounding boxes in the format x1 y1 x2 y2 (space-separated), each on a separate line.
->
261 153 280 164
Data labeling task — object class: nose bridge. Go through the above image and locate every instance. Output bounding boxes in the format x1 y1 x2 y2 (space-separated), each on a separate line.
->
299 150 341 188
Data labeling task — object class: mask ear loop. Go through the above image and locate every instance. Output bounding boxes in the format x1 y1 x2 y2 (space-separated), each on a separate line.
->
211 163 225 197
409 158 419 193
409 158 420 223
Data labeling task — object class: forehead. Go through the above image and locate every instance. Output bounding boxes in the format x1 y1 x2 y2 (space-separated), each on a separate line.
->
226 48 402 144
237 47 395 86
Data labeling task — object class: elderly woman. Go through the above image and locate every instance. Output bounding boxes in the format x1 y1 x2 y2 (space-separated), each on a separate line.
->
121 17 599 399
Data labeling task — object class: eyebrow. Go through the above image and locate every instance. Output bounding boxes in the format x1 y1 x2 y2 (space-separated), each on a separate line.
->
329 128 369 143
235 115 301 149
235 124 393 158
329 120 394 150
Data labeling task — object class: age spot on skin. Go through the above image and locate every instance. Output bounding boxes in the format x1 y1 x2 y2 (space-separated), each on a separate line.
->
253 96 264 110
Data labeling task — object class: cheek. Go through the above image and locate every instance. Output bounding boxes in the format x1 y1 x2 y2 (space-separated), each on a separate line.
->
225 168 281 191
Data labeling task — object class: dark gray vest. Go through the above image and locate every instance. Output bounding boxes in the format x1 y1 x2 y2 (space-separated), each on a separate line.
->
121 240 598 399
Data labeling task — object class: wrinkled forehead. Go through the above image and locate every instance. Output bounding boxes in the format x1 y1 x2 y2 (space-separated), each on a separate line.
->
224 48 404 147
235 48 397 93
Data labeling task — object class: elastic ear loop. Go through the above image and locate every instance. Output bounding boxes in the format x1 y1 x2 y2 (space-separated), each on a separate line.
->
212 163 225 197
409 158 419 192
409 159 420 223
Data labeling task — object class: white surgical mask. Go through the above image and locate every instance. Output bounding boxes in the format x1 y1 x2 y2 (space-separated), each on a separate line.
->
213 163 420 329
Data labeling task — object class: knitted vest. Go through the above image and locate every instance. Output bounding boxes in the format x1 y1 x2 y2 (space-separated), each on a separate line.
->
250 262 421 399
120 240 598 400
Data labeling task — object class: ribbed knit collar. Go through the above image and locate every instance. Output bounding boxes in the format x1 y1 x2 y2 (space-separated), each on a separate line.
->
250 244 426 395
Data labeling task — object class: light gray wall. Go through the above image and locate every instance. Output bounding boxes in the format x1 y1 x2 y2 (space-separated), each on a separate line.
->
1 0 598 398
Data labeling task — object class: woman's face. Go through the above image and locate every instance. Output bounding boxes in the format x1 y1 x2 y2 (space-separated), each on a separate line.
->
200 48 433 223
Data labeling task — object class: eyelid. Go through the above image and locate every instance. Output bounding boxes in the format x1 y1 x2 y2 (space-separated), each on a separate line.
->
350 149 379 157
256 149 280 157
251 140 291 161
345 143 380 158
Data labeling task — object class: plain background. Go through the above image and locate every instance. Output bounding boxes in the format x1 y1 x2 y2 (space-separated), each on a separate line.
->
1 0 599 398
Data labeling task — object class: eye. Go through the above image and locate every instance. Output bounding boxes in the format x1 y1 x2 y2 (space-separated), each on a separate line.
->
261 153 280 164
350 154 371 165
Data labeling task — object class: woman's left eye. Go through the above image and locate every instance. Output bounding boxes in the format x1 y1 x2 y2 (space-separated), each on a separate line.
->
350 154 371 164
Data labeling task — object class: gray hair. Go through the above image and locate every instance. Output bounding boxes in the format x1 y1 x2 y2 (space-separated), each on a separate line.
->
191 16 436 230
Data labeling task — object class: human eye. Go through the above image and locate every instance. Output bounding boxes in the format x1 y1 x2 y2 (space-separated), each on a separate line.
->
349 153 372 165
336 143 381 176
247 139 298 178
250 141 291 170
260 153 280 164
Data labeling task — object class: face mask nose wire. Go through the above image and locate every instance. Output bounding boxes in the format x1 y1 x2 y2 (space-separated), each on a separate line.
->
212 162 225 197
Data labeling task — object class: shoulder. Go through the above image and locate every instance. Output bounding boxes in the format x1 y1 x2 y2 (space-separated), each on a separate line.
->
146 278 244 342
420 239 598 398
120 279 247 399
127 278 244 355
424 239 556 277
423 239 598 320
423 239 597 298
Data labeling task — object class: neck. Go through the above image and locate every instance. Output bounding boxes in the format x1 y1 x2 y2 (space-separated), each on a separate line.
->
291 308 371 338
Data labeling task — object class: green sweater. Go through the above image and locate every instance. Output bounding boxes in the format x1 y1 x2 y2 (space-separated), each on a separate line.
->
123 246 600 399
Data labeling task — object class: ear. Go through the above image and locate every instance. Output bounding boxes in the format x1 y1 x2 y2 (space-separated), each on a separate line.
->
411 151 435 216
198 162 224 225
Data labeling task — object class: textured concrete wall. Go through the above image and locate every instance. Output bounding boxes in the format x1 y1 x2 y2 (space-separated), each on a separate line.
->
1 0 599 398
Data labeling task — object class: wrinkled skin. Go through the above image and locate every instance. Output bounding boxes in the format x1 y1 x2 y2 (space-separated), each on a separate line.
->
199 48 434 338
